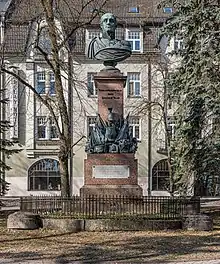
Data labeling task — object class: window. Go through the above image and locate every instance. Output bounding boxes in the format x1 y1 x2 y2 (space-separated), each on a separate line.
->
174 37 184 51
50 118 58 139
36 72 45 94
126 29 141 52
87 116 96 136
127 72 141 96
167 116 176 140
50 72 55 95
129 7 139 13
36 71 55 95
163 7 173 13
88 30 101 40
86 29 101 46
28 159 61 191
152 159 169 191
129 116 141 140
36 116 47 139
36 116 58 140
87 72 97 96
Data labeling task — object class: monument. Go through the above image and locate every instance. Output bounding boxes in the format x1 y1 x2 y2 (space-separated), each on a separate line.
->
80 13 143 196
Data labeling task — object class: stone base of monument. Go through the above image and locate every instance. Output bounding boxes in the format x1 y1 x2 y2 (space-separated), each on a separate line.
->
80 184 142 196
81 153 143 197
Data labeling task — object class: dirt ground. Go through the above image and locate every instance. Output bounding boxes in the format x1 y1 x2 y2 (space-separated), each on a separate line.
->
1 216 220 264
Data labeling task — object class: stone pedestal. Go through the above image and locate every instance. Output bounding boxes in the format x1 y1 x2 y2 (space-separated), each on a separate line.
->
80 153 142 196
81 69 143 197
95 71 127 121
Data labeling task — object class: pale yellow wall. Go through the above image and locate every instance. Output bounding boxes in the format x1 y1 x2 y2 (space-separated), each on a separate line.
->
5 59 170 196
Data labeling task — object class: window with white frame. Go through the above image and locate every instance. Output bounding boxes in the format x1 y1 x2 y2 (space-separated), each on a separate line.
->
167 116 176 140
127 72 141 97
87 72 97 96
87 116 96 136
50 118 58 139
36 116 47 139
174 37 184 51
163 7 173 14
28 159 61 191
88 29 101 40
86 29 101 46
36 72 45 94
36 116 58 140
128 6 139 13
36 71 55 95
126 29 142 52
50 72 55 95
152 159 169 191
129 116 141 140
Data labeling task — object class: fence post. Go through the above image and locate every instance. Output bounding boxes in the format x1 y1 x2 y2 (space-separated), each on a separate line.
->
20 197 23 211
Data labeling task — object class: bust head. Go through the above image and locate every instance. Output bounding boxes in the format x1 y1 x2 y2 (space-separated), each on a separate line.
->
100 13 117 36
86 12 131 68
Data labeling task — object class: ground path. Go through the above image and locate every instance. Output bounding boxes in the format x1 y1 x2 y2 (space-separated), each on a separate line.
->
0 259 220 264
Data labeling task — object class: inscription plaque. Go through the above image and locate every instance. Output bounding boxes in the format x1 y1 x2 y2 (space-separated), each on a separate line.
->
92 165 130 178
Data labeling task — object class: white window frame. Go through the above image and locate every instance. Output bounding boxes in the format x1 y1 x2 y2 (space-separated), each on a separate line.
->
87 116 96 136
127 72 141 97
128 7 139 13
87 72 97 96
36 71 56 95
36 116 47 139
152 159 169 191
50 72 56 95
163 7 173 14
129 116 141 141
174 37 184 51
36 116 58 140
167 116 176 140
50 117 59 140
36 72 46 94
28 159 61 191
86 29 101 46
126 28 143 52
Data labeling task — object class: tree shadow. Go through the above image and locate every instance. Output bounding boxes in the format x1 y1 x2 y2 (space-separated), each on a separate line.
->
1 230 220 263
53 231 220 263
0 231 74 243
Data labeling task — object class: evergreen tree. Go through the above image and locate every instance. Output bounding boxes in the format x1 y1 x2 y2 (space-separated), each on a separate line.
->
161 0 220 195
0 90 21 196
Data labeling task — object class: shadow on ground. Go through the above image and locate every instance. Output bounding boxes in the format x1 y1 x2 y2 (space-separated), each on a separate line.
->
0 228 220 263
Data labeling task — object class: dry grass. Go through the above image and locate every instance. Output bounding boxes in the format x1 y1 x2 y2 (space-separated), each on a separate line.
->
0 218 220 263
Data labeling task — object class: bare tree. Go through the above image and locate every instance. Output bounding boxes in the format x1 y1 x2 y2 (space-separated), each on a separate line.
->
0 0 108 196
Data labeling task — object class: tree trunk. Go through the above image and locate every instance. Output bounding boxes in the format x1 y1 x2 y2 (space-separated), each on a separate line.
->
59 138 71 197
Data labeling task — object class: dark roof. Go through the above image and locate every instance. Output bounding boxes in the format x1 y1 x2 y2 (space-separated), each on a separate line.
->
7 0 169 23
4 23 29 53
3 0 169 55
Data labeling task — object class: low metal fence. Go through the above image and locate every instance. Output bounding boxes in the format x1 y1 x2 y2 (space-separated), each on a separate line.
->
20 195 200 220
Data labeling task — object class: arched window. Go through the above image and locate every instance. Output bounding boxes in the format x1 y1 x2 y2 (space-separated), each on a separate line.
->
28 159 61 191
152 159 169 191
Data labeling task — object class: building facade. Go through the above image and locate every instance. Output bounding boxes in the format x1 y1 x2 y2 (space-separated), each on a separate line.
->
0 0 175 196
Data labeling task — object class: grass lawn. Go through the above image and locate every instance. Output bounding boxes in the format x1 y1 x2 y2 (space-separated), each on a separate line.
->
0 218 220 263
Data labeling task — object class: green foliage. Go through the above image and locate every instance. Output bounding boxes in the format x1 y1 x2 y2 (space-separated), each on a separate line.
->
161 0 220 195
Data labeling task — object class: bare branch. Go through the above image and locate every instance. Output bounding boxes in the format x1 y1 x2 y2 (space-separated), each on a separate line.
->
0 67 61 135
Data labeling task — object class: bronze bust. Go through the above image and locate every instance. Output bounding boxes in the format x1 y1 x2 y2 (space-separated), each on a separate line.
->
86 13 132 68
